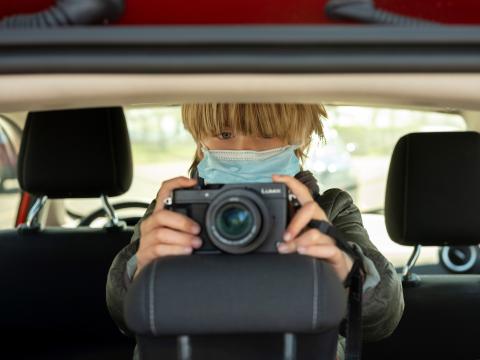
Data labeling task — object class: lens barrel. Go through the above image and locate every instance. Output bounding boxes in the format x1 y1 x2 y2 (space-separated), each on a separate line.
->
206 188 271 254
215 203 254 241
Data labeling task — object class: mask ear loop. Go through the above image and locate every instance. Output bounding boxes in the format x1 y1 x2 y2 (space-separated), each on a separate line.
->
290 143 304 172
196 143 208 188
199 142 209 153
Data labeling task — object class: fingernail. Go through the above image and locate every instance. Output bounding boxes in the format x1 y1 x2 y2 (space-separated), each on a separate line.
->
191 224 201 234
191 238 202 248
283 232 292 242
297 247 307 254
183 247 193 254
277 243 289 253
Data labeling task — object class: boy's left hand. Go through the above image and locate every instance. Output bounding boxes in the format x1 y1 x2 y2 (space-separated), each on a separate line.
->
272 174 353 283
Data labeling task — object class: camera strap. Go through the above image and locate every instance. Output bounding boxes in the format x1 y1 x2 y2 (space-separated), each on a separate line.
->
307 219 365 360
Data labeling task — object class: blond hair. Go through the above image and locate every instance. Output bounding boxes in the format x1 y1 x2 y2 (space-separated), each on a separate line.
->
182 103 327 177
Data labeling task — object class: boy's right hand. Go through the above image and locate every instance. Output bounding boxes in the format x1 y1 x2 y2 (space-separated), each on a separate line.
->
134 176 202 278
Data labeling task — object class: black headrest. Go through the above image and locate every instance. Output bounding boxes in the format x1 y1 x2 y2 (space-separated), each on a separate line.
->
124 254 346 336
18 107 132 198
385 131 480 246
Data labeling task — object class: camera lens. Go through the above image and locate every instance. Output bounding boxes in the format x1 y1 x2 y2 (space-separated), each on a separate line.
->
215 204 253 241
206 188 271 254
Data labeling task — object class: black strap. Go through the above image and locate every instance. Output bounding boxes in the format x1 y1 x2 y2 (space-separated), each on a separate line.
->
307 219 365 360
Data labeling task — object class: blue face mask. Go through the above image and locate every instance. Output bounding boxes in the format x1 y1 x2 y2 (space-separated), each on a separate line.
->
197 145 301 184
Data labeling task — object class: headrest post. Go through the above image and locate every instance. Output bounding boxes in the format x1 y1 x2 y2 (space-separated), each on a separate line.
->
283 333 297 360
177 335 192 360
401 244 421 285
101 194 121 228
25 195 48 228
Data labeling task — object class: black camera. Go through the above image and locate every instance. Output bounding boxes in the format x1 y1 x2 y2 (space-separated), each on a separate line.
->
165 183 297 254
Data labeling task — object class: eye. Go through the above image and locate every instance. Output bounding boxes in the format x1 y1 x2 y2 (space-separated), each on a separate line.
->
218 131 234 140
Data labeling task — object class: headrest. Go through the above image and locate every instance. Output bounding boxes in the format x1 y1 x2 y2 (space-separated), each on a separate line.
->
385 131 480 246
18 107 132 198
124 254 346 336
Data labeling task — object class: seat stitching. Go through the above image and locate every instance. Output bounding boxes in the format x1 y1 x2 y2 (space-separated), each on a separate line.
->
149 261 157 335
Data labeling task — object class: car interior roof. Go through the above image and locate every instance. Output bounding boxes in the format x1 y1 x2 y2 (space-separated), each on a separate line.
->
1 73 480 114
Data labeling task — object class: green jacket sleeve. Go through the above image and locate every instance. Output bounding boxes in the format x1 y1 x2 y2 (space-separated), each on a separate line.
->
105 199 157 335
318 188 405 342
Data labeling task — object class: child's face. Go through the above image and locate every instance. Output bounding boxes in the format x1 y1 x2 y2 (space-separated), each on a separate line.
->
202 129 288 151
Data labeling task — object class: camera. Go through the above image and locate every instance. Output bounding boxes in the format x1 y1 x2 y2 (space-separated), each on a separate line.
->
165 183 297 254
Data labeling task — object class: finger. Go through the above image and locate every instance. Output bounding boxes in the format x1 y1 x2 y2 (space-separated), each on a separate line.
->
283 201 317 241
154 177 198 212
272 174 313 205
297 244 340 261
294 228 334 248
277 240 296 254
143 227 202 249
136 244 194 273
298 246 353 281
141 209 201 236
277 228 333 254
139 244 193 264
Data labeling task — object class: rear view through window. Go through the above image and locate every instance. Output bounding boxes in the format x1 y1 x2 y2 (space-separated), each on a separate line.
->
0 115 22 229
63 105 467 270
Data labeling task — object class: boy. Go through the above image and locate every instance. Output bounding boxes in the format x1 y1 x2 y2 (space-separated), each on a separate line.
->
107 103 404 360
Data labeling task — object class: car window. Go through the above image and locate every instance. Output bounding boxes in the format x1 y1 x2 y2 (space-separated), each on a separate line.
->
64 106 195 227
314 106 466 271
64 105 467 270
0 115 22 229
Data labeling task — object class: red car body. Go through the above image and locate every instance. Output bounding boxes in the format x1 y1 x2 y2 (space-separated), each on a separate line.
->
0 0 479 25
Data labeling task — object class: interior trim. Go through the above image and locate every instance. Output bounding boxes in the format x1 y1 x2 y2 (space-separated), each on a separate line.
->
1 73 480 113
1 26 480 74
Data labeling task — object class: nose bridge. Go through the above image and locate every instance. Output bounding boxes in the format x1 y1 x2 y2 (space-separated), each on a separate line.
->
236 135 257 150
